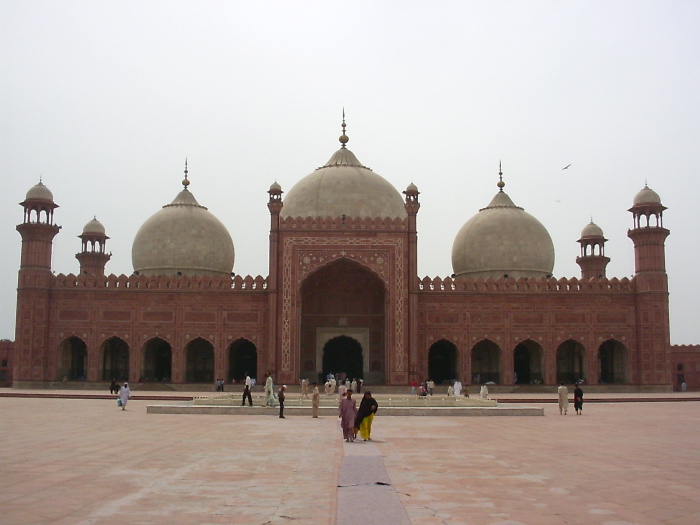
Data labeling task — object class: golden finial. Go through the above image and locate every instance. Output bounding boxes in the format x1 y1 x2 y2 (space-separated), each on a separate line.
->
339 108 349 147
497 161 505 191
182 158 190 188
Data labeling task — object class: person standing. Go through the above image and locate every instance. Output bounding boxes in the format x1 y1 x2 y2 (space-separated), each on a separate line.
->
574 383 584 415
311 383 320 418
119 382 131 411
263 373 275 407
427 379 435 395
110 379 118 395
454 380 462 397
479 384 489 400
410 379 417 395
242 373 253 406
338 389 357 442
278 385 287 418
354 391 379 441
338 382 347 400
558 383 569 415
301 377 309 398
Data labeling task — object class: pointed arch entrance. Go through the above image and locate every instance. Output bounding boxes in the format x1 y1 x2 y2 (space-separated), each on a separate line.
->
599 339 627 384
186 337 214 383
322 335 363 380
101 336 129 381
142 337 172 382
58 336 87 380
471 339 500 384
428 339 457 384
301 258 385 383
513 339 544 384
229 338 257 382
557 339 586 384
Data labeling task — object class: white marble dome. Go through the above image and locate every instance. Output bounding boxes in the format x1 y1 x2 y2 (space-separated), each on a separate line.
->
282 134 406 220
26 181 54 201
132 183 234 277
452 188 555 280
82 217 106 235
633 184 662 205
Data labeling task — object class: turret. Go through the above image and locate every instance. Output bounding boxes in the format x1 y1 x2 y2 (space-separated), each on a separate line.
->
76 217 111 276
627 184 669 290
16 181 60 278
576 220 610 279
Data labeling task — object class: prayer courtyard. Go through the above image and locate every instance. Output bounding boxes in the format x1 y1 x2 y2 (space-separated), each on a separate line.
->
1 390 699 525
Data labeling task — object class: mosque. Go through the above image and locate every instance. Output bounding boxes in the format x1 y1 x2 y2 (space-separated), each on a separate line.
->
9 120 676 389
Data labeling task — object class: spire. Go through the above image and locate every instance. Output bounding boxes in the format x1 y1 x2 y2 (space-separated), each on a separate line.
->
497 161 505 191
182 158 190 190
339 108 349 148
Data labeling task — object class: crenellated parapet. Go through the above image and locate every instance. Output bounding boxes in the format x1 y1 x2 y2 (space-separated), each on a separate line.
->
53 273 269 291
418 275 634 293
279 215 407 231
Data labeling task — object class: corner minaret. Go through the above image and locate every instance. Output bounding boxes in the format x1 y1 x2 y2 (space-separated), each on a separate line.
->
627 183 671 386
15 180 61 382
76 217 111 276
627 184 669 289
576 220 610 280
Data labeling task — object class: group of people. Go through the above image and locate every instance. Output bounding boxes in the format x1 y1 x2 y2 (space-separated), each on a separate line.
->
557 382 584 415
338 389 379 442
323 375 363 396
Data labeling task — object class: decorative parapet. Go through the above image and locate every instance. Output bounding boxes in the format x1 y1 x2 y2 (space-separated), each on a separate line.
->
279 216 407 231
52 273 268 291
417 275 635 293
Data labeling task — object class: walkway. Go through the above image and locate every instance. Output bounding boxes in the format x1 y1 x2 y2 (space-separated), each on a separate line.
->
1 391 699 524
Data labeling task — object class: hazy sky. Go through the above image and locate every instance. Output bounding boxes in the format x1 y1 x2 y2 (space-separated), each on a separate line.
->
1 1 699 344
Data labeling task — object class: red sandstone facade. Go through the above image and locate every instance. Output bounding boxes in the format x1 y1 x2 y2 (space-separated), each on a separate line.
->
10 177 681 389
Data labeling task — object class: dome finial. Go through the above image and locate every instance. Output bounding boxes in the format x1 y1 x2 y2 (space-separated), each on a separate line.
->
182 158 190 189
497 161 505 191
339 108 349 147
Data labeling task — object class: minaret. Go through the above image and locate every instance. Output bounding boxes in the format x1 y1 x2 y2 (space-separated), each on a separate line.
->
576 220 610 279
627 183 671 385
15 180 61 382
76 217 111 276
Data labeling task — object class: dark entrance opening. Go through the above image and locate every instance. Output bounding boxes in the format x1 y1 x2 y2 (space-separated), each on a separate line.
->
428 339 457 384
186 337 214 383
557 339 586 384
102 336 129 381
229 339 257 382
514 345 531 384
58 336 87 380
599 339 627 384
322 335 363 380
143 338 172 382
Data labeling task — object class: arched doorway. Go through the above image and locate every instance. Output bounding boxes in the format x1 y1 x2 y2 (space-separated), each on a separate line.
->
557 339 586 384
186 337 215 383
428 339 457 384
471 339 500 384
142 337 172 382
513 339 544 384
58 336 87 380
101 336 129 381
599 339 627 384
322 335 363 381
229 338 257 382
301 259 385 383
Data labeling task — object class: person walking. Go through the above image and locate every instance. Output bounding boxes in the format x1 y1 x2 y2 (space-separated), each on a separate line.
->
278 385 287 418
241 373 253 406
118 382 131 411
311 383 320 418
263 373 275 407
558 383 569 415
338 389 357 442
574 383 584 415
354 391 379 441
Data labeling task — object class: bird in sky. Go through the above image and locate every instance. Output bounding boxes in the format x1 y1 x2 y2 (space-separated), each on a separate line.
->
562 164 571 170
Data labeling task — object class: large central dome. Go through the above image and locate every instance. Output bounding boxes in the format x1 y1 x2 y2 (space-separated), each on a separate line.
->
281 123 406 219
132 173 235 277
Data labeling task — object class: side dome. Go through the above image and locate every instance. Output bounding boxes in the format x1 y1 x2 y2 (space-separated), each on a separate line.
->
26 181 54 201
281 125 406 219
633 184 662 205
451 181 555 280
132 179 235 277
82 217 106 235
580 221 604 238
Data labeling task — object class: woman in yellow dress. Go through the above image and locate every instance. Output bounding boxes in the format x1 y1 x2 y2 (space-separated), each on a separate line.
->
354 391 379 441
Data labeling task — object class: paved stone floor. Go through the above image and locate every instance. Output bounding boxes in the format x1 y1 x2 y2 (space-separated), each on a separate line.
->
1 393 699 524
